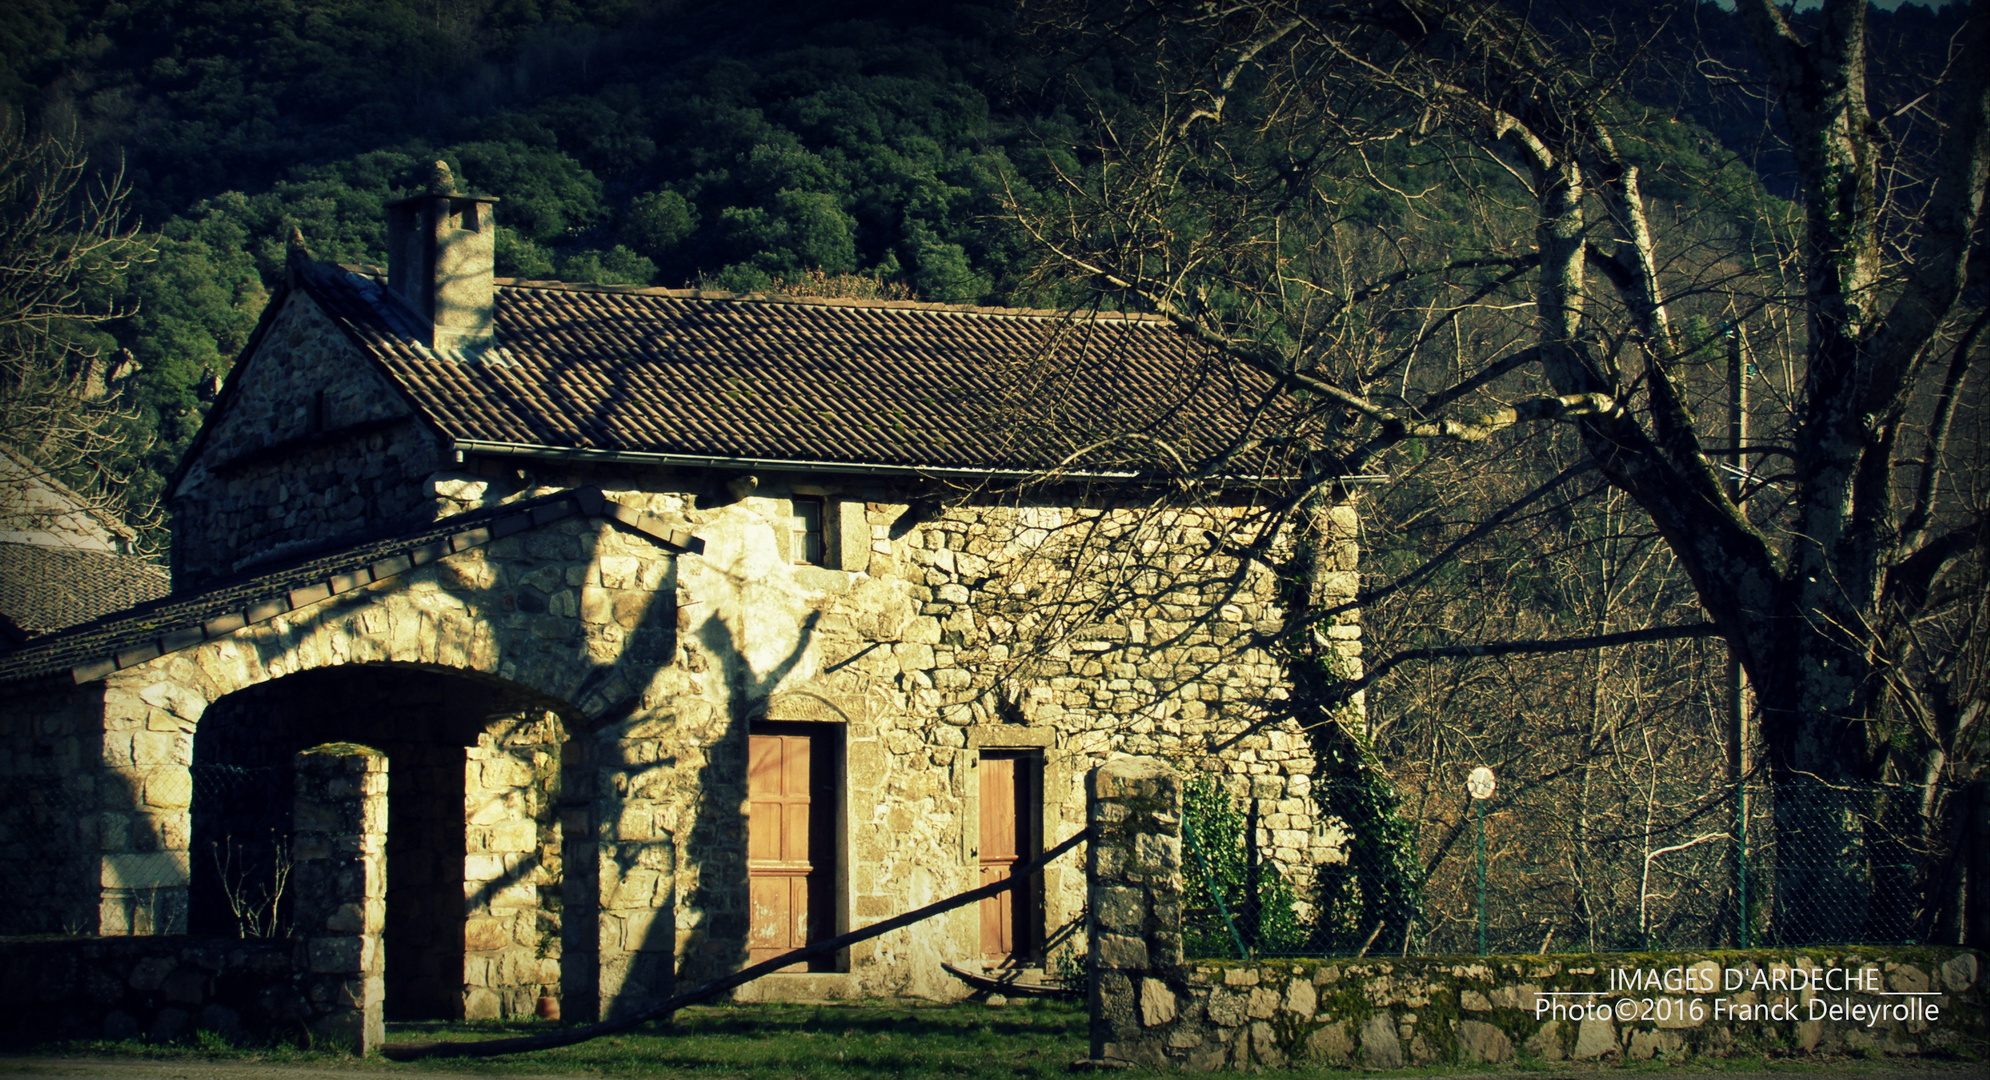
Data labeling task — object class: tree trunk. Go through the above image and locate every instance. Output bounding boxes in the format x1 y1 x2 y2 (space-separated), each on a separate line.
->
1755 616 1880 944
1967 781 1990 948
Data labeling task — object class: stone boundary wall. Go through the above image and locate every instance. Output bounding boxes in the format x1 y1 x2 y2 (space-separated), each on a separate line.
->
0 934 305 1048
1085 757 1988 1069
1161 949 1984 1069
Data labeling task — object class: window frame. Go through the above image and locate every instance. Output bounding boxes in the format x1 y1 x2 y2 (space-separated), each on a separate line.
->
790 495 827 566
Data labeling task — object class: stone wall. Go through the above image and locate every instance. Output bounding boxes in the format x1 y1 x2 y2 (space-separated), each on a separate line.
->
1084 757 1989 1069
171 291 447 587
463 713 565 1021
26 442 1363 1017
90 215 1379 1018
46 496 693 1020
0 935 303 1048
562 472 1349 998
0 742 388 1053
1163 950 1984 1069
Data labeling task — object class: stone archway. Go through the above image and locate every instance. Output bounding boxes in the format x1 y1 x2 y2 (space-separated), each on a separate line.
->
189 663 579 1020
65 499 697 1021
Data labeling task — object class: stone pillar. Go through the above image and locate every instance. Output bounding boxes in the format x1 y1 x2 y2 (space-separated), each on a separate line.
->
463 715 564 1021
1310 498 1364 689
1087 756 1188 1065
291 743 386 1054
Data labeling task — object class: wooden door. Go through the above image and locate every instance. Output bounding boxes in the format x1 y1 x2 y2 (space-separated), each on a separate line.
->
748 727 835 970
979 752 1040 963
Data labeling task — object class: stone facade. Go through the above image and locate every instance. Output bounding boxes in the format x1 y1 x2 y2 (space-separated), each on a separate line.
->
7 463 1355 1019
1 253 1366 1024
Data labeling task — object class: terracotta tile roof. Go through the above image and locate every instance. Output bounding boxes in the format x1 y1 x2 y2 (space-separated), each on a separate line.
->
0 489 697 686
0 543 169 641
299 261 1312 475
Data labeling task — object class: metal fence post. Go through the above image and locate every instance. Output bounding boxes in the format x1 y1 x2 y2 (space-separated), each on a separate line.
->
1182 814 1249 960
1968 779 1990 948
1468 767 1494 957
1737 783 1751 948
1475 797 1487 957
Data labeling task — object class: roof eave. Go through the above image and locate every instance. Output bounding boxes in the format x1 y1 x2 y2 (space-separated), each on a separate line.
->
459 438 1177 483
451 438 1389 488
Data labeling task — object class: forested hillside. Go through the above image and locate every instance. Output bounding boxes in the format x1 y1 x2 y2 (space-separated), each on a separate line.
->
2 0 1066 517
2 0 1965 529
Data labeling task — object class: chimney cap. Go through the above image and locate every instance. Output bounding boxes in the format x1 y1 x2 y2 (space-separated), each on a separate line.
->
284 226 314 287
428 160 457 195
385 160 499 208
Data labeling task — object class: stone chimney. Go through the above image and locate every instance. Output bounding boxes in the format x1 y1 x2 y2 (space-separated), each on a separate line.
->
385 161 499 356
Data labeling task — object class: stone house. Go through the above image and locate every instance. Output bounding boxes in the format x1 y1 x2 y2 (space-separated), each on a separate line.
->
0 180 1364 1022
0 447 168 645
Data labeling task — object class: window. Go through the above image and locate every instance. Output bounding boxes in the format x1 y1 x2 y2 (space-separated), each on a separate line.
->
790 496 825 565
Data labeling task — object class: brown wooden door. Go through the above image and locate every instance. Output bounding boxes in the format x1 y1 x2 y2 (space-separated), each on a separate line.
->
748 727 835 970
979 752 1040 963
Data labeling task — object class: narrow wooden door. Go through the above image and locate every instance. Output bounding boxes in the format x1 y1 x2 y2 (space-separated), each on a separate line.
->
748 727 835 970
979 752 1040 963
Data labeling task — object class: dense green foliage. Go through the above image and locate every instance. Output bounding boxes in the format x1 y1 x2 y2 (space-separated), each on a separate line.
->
2 0 1962 549
1182 775 1306 957
3 0 1065 520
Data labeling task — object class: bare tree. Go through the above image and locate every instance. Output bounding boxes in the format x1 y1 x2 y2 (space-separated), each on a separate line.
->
1011 0 1988 943
0 115 154 535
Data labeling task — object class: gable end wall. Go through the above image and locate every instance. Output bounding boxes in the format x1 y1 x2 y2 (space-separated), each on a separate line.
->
170 292 449 586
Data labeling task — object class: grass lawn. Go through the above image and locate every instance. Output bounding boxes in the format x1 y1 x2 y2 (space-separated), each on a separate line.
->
396 1000 1089 1077
19 1002 1983 1079
24 999 1092 1078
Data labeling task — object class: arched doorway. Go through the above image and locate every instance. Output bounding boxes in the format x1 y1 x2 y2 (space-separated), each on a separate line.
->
189 663 586 1020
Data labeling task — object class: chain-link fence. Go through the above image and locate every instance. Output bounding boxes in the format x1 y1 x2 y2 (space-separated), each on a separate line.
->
0 763 292 938
1184 774 1981 960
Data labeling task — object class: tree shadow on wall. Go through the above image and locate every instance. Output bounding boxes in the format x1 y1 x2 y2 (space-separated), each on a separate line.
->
672 608 822 986
579 544 824 1016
